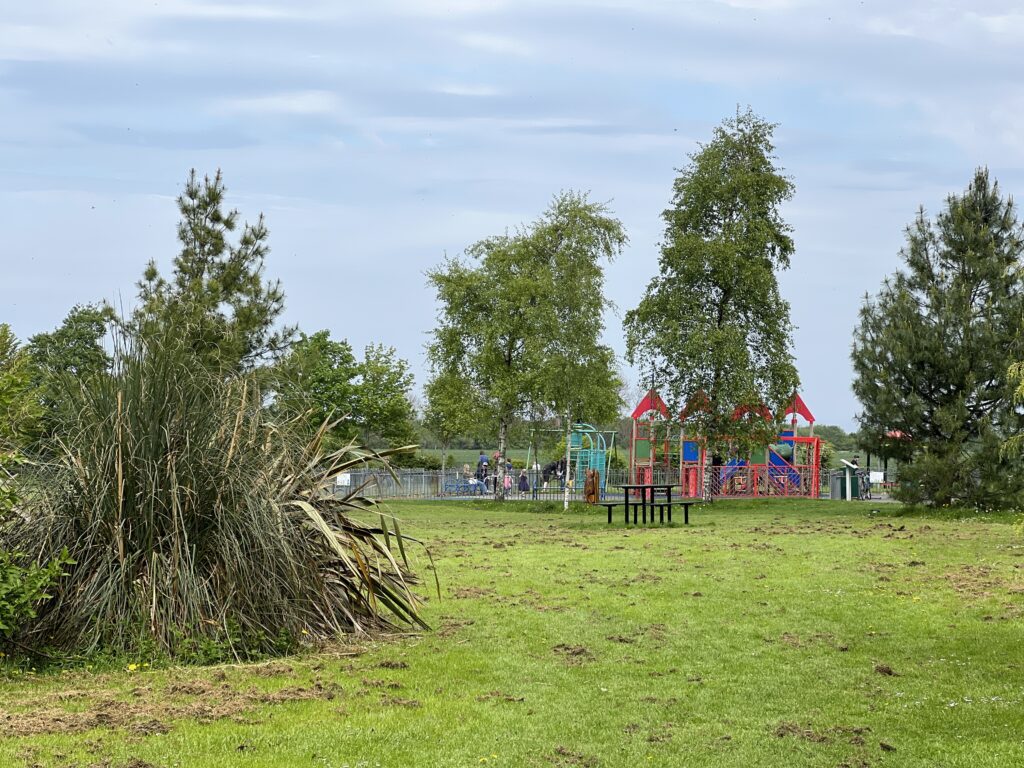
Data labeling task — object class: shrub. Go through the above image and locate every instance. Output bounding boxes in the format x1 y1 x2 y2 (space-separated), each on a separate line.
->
2 324 426 659
0 549 72 646
390 451 443 470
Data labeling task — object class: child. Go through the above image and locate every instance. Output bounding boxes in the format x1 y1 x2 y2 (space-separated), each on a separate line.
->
517 469 530 497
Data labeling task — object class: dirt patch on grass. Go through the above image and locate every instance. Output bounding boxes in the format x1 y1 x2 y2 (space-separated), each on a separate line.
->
552 644 594 665
452 586 496 599
437 617 475 637
477 690 525 703
374 660 409 670
773 721 873 747
944 564 1014 598
379 694 421 708
0 677 345 738
548 745 599 767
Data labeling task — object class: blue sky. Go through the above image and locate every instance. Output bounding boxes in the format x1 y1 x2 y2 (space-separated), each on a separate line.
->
4 1 1024 428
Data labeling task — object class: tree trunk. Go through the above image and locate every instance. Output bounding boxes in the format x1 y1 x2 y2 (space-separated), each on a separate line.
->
441 440 448 476
701 443 714 504
563 414 572 510
496 418 508 501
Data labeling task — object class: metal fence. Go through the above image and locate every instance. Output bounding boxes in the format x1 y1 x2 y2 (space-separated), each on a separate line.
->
333 466 869 501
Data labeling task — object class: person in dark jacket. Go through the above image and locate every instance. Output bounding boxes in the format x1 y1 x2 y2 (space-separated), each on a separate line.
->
517 469 530 497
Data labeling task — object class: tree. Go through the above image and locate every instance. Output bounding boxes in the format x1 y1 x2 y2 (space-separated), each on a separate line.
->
624 109 799 499
27 304 112 380
135 169 293 372
27 304 113 431
530 193 626 508
355 344 416 447
854 168 1024 508
274 330 360 448
428 192 625 500
0 325 42 447
423 369 481 475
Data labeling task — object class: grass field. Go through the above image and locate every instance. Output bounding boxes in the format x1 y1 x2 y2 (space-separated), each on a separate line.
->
2 499 1022 767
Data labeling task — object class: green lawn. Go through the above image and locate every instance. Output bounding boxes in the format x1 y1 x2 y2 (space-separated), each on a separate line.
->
3 499 1023 767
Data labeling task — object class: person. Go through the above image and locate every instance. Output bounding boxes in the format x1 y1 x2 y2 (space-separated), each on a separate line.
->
503 473 512 495
518 469 530 497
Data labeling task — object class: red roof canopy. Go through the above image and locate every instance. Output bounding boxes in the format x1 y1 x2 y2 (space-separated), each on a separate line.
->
631 389 669 420
783 393 815 425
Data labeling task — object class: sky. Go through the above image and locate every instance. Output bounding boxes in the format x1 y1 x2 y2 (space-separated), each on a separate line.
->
3 1 1024 429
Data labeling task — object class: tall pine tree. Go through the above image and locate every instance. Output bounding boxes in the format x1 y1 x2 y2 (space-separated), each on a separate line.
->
853 168 1024 508
136 170 293 372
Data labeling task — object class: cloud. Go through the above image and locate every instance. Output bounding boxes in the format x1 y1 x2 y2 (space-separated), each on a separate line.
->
215 90 344 117
456 32 533 56
5 0 1024 427
435 83 501 97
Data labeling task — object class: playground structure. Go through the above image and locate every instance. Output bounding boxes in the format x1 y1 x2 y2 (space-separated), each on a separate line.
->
629 390 823 498
527 423 616 497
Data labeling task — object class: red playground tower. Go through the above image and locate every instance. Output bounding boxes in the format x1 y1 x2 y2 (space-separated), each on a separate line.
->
629 390 823 498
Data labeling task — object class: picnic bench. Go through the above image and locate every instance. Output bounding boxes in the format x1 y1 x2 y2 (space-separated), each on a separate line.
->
601 483 696 526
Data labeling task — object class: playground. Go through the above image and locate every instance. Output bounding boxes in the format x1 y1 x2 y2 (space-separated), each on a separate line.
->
407 390 882 505
4 499 1020 767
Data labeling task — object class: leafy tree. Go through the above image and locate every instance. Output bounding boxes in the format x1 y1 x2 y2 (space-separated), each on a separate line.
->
429 192 625 500
854 168 1024 508
274 330 360 448
625 109 799 498
27 304 112 380
530 192 626 508
27 304 113 431
355 344 416 447
0 325 42 447
135 169 293 372
809 424 856 452
430 231 546 499
423 369 481 474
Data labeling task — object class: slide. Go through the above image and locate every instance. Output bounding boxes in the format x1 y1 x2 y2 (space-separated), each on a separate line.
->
767 447 801 490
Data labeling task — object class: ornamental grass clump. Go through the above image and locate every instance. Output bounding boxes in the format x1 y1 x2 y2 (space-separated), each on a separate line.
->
3 326 426 659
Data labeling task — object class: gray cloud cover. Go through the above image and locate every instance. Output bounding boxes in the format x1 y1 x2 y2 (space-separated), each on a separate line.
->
3 0 1023 427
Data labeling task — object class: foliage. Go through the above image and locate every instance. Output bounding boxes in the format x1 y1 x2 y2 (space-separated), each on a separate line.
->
530 193 626 507
0 549 73 645
423 369 481 472
428 192 625 500
355 343 417 447
809 424 856 452
389 451 443 470
1 321 426 659
0 324 43 447
818 440 835 471
26 303 113 432
274 330 360 448
134 169 294 372
625 108 800 469
532 192 626 428
27 303 112 380
853 168 1024 508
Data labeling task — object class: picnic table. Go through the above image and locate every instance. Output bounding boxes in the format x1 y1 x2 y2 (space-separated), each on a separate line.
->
602 483 694 526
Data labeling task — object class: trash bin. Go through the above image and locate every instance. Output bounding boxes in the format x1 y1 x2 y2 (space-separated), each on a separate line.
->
830 468 861 500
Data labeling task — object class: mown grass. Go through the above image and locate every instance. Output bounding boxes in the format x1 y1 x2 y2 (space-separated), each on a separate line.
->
2 498 1023 767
